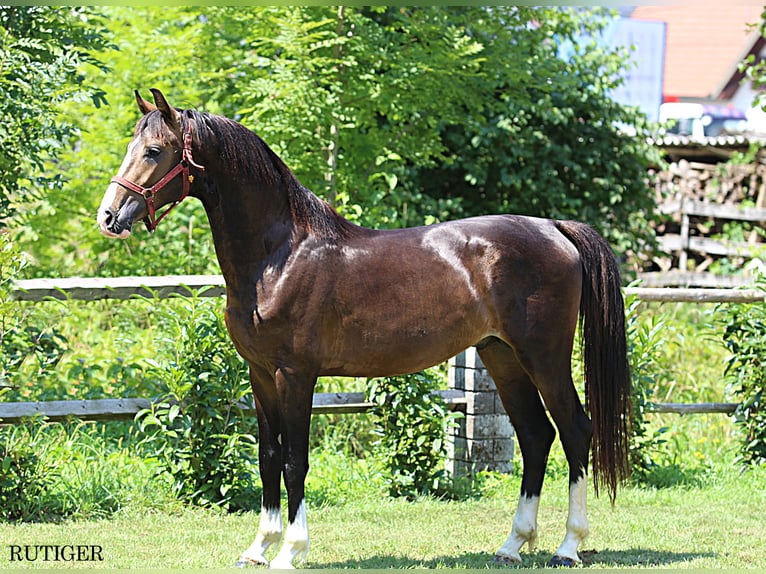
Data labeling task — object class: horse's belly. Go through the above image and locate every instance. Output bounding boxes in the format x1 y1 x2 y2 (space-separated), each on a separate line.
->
320 310 492 377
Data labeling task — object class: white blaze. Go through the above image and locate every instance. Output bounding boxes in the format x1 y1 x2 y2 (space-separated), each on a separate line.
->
97 137 139 238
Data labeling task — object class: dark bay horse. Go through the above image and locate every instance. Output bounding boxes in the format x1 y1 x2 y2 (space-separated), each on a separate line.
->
97 89 631 569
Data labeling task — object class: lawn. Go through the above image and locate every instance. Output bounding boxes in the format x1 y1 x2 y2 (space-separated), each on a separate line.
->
2 299 764 570
1 460 764 570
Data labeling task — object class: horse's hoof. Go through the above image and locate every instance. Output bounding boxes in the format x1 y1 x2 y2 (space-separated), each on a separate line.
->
548 555 578 568
492 553 522 565
236 556 268 568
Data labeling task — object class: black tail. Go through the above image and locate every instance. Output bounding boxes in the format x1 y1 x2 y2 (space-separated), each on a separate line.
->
555 220 632 503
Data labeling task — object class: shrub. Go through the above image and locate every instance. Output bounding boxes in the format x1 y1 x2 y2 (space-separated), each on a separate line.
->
367 369 462 499
720 277 766 466
135 293 261 511
625 293 671 480
0 421 65 521
0 420 169 522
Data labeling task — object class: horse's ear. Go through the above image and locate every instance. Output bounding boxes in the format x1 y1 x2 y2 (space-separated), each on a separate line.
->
149 88 181 128
135 90 156 115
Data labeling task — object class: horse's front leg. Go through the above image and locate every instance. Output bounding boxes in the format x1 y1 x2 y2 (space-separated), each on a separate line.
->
239 369 284 567
269 366 315 569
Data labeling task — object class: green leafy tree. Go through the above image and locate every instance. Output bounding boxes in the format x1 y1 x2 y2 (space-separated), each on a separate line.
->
193 6 489 227
0 7 110 226
402 7 662 258
19 6 659 277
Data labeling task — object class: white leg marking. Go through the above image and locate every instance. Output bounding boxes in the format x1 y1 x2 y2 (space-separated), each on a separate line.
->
269 499 309 569
240 505 283 566
495 494 540 563
554 476 589 563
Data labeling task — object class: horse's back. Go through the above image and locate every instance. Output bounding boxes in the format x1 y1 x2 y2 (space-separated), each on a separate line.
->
310 214 583 377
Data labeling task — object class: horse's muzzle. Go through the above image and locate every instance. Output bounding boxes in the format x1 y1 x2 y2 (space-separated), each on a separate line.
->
98 208 133 238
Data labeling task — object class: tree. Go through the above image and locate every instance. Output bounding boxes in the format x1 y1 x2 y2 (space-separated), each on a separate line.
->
0 7 110 225
18 6 659 277
400 7 662 259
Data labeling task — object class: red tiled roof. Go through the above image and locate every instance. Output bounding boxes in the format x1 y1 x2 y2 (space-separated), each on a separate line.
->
631 3 762 99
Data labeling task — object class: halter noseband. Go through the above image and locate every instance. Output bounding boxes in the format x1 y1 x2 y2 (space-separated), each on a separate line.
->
110 120 205 232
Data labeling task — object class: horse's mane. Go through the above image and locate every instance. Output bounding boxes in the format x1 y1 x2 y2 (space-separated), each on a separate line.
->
137 109 361 242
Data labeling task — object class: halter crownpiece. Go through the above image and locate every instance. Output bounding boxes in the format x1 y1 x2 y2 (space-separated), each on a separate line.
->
110 118 205 232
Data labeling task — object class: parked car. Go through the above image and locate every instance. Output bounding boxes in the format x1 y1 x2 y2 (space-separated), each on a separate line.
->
659 102 748 137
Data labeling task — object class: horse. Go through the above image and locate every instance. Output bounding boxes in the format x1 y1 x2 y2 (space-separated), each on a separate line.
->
97 89 632 569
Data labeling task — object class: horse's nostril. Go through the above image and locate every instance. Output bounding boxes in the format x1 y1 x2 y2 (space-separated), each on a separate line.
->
103 209 115 225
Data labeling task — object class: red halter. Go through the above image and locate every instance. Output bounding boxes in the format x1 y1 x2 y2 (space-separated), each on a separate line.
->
110 122 205 232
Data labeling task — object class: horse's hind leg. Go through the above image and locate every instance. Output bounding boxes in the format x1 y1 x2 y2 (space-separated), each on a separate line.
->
519 348 593 567
477 339 556 564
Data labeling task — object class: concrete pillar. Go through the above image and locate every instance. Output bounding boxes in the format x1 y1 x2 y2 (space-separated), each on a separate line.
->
447 347 514 477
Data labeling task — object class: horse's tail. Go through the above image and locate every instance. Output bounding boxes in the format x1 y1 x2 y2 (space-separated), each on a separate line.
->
555 220 632 503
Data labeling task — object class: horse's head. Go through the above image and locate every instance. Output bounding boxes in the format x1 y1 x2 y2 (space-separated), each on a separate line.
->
97 89 202 238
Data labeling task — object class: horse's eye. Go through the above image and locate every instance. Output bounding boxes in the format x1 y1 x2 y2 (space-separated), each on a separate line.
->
145 146 162 159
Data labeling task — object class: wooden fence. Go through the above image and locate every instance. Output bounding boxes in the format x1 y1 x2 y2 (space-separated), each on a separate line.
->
3 275 761 474
642 197 766 288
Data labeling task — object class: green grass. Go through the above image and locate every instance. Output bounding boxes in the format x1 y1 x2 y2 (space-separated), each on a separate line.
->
2 298 764 569
1 445 764 570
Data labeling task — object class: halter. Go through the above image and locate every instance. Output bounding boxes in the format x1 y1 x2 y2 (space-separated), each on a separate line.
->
110 120 205 232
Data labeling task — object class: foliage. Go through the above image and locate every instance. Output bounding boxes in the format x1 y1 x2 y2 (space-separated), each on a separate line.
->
0 420 172 522
14 6 660 278
0 244 157 402
719 277 766 466
624 293 671 482
0 421 65 521
405 7 662 258
135 293 260 511
0 7 110 226
367 370 462 499
740 7 766 109
0 232 69 400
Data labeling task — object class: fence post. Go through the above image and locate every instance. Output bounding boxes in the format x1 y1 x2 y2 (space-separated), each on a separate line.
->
447 347 514 477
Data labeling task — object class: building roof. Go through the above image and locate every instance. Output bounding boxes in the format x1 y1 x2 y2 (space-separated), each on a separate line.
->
631 3 762 100
649 133 766 162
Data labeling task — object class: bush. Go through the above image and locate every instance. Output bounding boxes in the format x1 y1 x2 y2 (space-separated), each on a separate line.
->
0 420 169 522
0 421 65 521
367 369 462 499
720 277 766 466
625 293 671 480
135 293 261 511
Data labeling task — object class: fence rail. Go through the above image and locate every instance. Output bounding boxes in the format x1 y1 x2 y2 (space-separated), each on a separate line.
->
0 395 737 425
0 391 468 425
3 275 756 430
11 275 226 302
12 274 765 303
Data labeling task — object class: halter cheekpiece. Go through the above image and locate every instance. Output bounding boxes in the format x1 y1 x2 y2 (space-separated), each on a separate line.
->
110 118 205 232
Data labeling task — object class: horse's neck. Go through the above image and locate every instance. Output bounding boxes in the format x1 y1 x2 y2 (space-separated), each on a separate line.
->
201 177 297 287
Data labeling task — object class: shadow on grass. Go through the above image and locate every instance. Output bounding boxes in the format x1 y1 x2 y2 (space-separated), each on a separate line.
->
316 547 716 569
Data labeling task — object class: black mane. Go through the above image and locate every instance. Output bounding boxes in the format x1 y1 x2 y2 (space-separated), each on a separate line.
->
139 108 362 242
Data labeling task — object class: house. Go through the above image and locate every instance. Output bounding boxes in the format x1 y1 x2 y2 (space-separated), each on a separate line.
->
630 3 766 133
